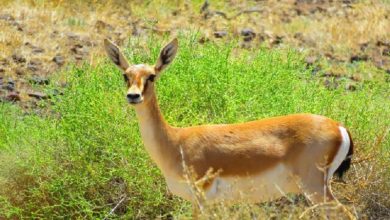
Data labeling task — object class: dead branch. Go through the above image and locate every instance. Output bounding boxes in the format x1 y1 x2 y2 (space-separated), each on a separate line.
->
103 196 127 220
200 0 209 13
233 8 263 19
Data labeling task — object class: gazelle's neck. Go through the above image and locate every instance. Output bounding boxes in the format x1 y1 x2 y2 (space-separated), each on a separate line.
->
134 90 169 133
133 87 178 172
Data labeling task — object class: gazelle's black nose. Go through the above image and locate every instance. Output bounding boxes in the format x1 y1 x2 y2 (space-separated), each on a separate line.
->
127 93 140 99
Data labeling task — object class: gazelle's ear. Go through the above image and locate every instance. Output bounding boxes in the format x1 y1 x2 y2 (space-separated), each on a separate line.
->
104 39 129 71
155 38 178 73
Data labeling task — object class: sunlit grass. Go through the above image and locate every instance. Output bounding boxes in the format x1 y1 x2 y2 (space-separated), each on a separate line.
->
0 36 389 219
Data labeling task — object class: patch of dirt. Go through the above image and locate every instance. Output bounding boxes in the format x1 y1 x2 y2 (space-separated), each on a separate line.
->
0 0 389 107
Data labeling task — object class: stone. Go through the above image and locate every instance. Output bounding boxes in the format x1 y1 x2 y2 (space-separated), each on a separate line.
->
324 78 339 90
214 31 227 38
74 54 83 60
31 46 45 54
305 56 317 66
345 83 357 91
270 36 283 45
382 48 390 56
27 60 42 72
71 44 83 53
28 91 48 100
5 92 21 102
66 32 80 41
198 36 209 44
52 55 65 66
350 54 368 63
12 53 26 63
241 28 256 42
49 89 64 96
376 40 390 47
95 20 114 32
29 75 50 85
0 14 15 21
241 28 255 37
5 78 15 91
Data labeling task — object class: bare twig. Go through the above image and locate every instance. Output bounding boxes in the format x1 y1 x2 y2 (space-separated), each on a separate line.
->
299 202 356 220
202 6 263 20
214 11 229 19
103 196 127 220
233 7 263 19
200 0 209 13
299 203 321 219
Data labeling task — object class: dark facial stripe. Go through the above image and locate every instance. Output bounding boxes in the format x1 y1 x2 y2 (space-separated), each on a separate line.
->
142 80 149 95
148 75 156 82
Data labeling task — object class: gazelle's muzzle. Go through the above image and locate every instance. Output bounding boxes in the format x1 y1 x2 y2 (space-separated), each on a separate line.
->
126 93 142 104
127 85 143 104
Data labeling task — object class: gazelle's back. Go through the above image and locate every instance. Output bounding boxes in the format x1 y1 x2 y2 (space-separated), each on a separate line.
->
177 114 341 177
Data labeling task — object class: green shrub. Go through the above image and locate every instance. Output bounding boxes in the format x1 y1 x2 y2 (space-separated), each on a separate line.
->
0 36 389 219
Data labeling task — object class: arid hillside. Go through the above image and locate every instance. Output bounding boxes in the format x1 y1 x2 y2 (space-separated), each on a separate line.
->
0 0 389 109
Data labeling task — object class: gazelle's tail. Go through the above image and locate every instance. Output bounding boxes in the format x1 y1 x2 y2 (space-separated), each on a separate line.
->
334 128 354 179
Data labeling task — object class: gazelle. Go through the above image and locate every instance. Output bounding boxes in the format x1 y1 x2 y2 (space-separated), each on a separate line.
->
104 38 353 209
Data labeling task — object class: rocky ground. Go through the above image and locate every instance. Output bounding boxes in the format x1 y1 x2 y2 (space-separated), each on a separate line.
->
0 0 389 110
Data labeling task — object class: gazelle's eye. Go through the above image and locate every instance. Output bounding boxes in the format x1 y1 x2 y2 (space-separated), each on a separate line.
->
148 75 156 82
123 74 129 82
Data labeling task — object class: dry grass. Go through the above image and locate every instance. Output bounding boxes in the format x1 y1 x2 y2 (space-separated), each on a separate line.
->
1 0 389 78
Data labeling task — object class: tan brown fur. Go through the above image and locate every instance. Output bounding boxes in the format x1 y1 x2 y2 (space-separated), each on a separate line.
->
104 38 352 206
176 114 342 178
134 88 343 190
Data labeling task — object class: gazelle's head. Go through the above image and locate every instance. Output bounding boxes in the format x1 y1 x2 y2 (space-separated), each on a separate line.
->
104 38 178 105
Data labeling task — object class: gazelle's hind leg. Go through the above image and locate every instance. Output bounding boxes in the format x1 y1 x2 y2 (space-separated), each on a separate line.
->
300 169 335 204
297 169 336 220
300 169 357 220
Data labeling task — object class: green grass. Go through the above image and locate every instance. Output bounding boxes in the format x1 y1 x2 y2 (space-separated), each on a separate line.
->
0 36 389 219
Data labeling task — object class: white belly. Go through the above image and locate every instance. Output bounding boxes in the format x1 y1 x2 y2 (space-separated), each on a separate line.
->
165 164 300 203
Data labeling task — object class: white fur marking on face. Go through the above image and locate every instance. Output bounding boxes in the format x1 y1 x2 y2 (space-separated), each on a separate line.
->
128 86 142 94
133 64 146 69
327 126 350 182
130 64 154 76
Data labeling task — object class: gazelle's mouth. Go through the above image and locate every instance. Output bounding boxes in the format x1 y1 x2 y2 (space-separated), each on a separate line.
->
127 99 143 105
